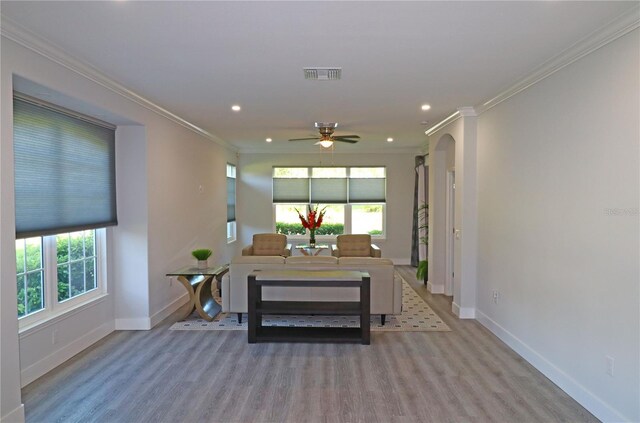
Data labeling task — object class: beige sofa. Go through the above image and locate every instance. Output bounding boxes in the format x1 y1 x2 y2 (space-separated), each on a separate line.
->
221 255 401 325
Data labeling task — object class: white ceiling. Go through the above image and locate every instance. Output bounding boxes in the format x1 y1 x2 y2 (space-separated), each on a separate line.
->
1 1 636 153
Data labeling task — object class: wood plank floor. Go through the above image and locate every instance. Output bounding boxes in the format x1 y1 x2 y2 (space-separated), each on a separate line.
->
22 266 598 423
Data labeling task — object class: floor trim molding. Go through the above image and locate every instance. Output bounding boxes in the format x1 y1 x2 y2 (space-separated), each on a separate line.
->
20 321 114 387
0 404 25 423
452 302 475 319
476 310 628 423
114 318 151 330
427 281 444 294
150 292 188 328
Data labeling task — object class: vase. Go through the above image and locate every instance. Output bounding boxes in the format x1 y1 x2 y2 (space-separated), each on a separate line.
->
197 259 208 269
309 229 316 248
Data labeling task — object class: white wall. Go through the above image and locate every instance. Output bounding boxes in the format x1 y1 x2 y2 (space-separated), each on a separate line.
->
0 38 25 423
475 30 639 422
113 126 150 329
237 153 416 263
0 35 237 418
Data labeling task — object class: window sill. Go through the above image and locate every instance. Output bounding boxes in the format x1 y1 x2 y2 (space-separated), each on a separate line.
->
19 293 110 338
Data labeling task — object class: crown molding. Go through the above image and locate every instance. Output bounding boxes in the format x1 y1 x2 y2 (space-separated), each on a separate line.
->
426 5 639 136
457 106 477 117
0 15 236 152
425 111 461 137
478 5 639 114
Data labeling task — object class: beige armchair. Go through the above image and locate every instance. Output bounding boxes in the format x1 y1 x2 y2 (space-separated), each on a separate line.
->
331 234 381 258
242 233 292 257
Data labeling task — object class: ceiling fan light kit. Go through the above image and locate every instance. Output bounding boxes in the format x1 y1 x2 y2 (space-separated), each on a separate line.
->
318 140 334 148
289 122 360 147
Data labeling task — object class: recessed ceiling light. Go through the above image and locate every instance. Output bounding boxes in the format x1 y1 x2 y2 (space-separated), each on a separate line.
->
387 138 394 142
231 105 241 112
421 104 431 111
265 138 272 143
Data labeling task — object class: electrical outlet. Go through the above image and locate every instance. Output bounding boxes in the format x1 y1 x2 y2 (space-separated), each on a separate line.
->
169 276 173 287
492 290 499 304
606 356 615 376
198 184 204 194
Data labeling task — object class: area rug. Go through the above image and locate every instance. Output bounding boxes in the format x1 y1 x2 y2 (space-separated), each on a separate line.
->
169 273 450 332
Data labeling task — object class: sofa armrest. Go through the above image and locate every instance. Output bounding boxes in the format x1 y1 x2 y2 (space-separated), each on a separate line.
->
370 244 382 258
331 244 340 257
283 244 292 257
241 245 254 256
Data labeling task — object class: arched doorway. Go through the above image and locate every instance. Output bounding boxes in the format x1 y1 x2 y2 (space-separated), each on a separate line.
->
428 134 455 296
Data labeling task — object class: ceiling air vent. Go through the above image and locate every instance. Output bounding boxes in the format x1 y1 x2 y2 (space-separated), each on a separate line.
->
304 67 342 80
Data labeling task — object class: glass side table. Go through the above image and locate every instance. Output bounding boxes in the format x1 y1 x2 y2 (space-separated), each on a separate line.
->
166 264 229 321
296 244 330 256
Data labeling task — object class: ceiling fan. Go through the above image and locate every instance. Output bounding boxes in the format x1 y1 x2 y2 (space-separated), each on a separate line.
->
288 122 360 148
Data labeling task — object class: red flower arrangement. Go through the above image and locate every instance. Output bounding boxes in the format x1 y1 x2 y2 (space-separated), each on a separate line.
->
295 205 326 245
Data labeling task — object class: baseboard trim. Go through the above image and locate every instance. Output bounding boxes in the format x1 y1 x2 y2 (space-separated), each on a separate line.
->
150 293 188 328
114 318 151 330
0 404 25 423
476 310 629 423
427 281 445 294
20 321 114 388
452 302 476 319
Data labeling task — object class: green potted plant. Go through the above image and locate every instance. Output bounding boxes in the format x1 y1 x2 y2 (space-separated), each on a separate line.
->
191 248 212 269
416 203 428 282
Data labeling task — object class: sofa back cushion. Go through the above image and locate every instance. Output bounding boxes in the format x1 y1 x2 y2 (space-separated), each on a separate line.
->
252 233 287 256
336 234 372 257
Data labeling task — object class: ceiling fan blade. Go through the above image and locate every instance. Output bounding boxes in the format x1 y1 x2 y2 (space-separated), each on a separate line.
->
288 137 321 141
335 138 359 144
332 135 360 140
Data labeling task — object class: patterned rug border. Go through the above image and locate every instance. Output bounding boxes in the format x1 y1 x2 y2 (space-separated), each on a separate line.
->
170 271 451 332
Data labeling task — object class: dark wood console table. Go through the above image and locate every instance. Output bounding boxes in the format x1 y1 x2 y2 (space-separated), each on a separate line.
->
247 270 370 344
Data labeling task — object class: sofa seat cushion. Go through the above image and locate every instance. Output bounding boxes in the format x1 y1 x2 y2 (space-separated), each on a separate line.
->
232 256 285 265
338 257 394 266
285 256 338 265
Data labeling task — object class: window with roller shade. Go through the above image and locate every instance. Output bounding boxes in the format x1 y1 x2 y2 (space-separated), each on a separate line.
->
13 93 110 327
13 94 117 238
227 164 237 242
272 167 386 237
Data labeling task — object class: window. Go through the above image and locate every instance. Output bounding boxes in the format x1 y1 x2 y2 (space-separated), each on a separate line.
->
227 164 237 242
351 204 384 235
16 237 44 318
56 230 97 302
13 94 117 238
275 204 306 235
13 92 114 326
273 167 386 237
17 230 106 327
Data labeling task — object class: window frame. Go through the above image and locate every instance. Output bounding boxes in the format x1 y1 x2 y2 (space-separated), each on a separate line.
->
272 166 387 239
226 163 237 243
17 228 107 331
